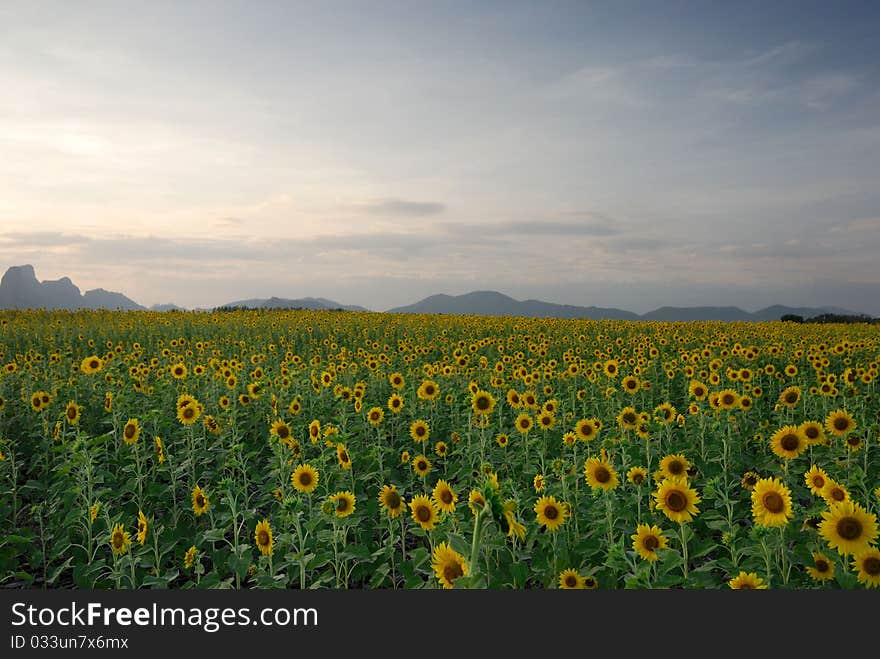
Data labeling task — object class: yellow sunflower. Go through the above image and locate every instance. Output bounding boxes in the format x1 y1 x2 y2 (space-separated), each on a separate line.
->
806 552 835 582
412 454 432 478
852 548 880 588
627 466 648 487
728 571 768 589
819 500 878 555
653 477 701 524
471 390 496 416
191 484 210 516
409 495 439 531
514 413 533 434
136 510 148 545
409 420 430 444
254 519 274 556
432 479 458 514
431 541 468 589
825 409 856 437
417 380 439 401
799 421 826 446
329 491 356 518
583 456 619 491
769 425 806 460
367 406 384 426
631 524 668 562
378 484 405 517
658 454 691 480
110 523 131 556
558 569 585 589
751 477 793 528
804 465 829 496
336 443 352 470
291 464 319 494
534 495 568 532
122 418 141 445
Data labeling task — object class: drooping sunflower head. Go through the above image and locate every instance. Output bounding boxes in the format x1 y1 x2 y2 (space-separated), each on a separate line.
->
136 510 148 545
291 463 319 493
468 488 487 516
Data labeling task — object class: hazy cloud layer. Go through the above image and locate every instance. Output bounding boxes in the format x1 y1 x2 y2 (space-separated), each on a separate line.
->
1 2 878 314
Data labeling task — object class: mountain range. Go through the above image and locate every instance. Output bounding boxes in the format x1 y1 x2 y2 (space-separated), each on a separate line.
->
0 265 871 321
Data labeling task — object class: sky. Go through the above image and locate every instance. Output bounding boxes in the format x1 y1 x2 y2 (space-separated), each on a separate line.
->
1 0 879 314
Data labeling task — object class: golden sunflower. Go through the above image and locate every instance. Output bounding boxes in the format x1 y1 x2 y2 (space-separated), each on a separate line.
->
616 406 639 431
409 420 430 443
270 419 292 443
291 464 319 493
409 494 439 531
495 433 510 448
378 484 405 517
825 409 856 437
778 386 801 408
558 569 585 589
806 552 835 582
751 477 793 528
820 480 850 505
136 510 148 545
852 548 880 588
574 418 599 442
191 484 210 516
534 495 568 532
728 571 768 589
412 454 432 477
583 456 619 491
432 479 458 514
367 406 385 426
769 425 806 460
658 454 691 480
431 541 467 589
171 362 187 379
80 355 103 374
468 489 486 516
387 393 404 414
627 466 648 487
804 465 829 496
471 390 496 416
819 500 878 555
329 491 356 518
122 418 141 445
417 380 439 401
514 413 533 434
254 519 274 557
631 524 668 562
740 471 759 491
110 523 131 556
64 401 81 425
653 477 701 524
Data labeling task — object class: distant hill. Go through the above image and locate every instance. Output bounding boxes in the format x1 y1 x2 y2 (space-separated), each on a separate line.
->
387 291 640 320
1 265 871 321
387 291 865 322
217 296 367 312
0 265 145 311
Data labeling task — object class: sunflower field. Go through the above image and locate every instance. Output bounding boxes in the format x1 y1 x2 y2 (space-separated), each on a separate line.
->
1 309 879 590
